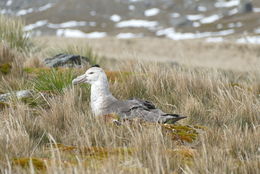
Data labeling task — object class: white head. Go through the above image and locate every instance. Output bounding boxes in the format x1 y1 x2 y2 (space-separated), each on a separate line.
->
72 65 107 85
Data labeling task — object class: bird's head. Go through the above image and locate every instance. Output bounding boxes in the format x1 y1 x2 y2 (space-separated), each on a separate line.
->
72 65 107 85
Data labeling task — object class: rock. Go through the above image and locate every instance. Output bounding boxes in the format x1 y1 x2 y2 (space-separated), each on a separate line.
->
238 0 253 13
0 90 33 102
170 16 193 27
44 54 89 68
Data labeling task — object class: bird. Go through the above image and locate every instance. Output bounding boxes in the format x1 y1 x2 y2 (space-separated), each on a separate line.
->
72 65 186 124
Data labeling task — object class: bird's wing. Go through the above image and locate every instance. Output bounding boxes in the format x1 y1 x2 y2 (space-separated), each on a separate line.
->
107 98 186 124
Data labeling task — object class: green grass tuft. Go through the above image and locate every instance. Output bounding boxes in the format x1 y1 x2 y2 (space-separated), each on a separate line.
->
0 15 31 51
32 68 75 94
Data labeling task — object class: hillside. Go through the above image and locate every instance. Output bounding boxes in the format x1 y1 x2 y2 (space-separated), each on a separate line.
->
1 0 260 43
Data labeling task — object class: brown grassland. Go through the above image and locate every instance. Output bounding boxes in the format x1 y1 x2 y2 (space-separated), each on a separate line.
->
0 15 260 174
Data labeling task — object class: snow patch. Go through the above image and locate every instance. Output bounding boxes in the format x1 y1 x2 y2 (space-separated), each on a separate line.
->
128 5 135 10
90 11 96 16
197 6 207 12
156 28 234 40
48 21 87 29
116 19 158 29
16 8 34 16
253 8 260 13
215 0 240 8
116 33 143 39
171 13 180 18
38 3 53 12
254 28 260 34
110 14 121 22
6 0 12 6
56 29 106 38
24 20 48 31
186 14 204 21
228 8 238 15
237 36 260 44
144 8 160 17
200 14 222 24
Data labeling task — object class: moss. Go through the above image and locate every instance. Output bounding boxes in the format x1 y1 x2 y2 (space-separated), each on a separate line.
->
13 157 78 170
12 158 47 170
53 144 134 160
161 125 202 143
0 63 12 74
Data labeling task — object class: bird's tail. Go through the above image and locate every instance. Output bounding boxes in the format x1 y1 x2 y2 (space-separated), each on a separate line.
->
160 114 187 124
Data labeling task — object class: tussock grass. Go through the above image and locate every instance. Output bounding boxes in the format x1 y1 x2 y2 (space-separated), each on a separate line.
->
1 60 259 173
32 68 76 94
0 19 260 172
0 15 31 51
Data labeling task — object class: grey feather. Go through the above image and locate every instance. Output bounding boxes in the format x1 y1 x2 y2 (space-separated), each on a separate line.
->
104 98 186 124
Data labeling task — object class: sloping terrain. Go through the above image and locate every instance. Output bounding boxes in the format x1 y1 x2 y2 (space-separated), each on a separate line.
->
1 0 260 42
0 12 260 174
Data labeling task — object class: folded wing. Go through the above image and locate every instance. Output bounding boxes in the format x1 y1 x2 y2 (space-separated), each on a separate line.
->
107 98 186 124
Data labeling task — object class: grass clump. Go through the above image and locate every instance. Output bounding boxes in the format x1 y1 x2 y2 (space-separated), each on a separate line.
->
32 68 75 94
0 63 12 75
0 15 31 51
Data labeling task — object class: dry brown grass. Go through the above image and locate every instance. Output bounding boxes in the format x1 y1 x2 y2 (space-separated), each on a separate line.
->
0 20 260 173
35 36 260 72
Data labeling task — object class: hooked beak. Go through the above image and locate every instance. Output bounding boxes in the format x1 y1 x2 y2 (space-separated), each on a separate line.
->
72 74 87 85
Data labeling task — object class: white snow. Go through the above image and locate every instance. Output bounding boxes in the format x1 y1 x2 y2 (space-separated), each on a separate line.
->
48 21 87 29
116 19 158 29
228 8 238 15
24 20 48 31
200 14 222 24
193 22 201 27
90 11 96 16
205 37 224 43
128 5 135 10
171 13 180 18
254 28 260 34
38 3 53 12
186 14 204 21
227 22 242 28
56 29 106 38
215 0 240 8
156 28 234 40
89 22 96 27
197 6 207 12
84 32 107 38
110 14 121 22
116 33 143 39
237 36 260 44
144 8 160 17
6 0 12 6
16 8 34 16
253 8 260 13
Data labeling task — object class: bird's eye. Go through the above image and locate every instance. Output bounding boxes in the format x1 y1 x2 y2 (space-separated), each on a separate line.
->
89 72 94 74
